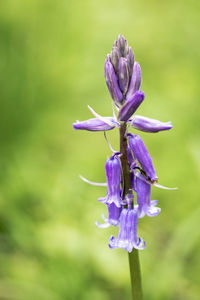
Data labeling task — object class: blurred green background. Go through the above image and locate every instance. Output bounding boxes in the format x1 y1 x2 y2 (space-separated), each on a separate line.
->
0 0 200 299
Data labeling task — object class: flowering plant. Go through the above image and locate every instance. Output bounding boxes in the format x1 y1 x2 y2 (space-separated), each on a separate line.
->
73 35 175 299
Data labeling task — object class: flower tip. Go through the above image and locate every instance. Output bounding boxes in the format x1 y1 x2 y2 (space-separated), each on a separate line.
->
72 122 79 130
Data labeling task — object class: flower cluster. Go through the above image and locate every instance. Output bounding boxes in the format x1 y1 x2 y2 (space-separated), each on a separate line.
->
73 35 174 253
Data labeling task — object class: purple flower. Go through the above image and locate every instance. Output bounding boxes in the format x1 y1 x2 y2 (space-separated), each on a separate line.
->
73 117 117 131
118 91 145 122
109 208 146 252
135 174 161 218
118 57 129 94
96 203 122 228
126 62 141 101
129 115 173 133
99 154 122 207
104 55 123 106
128 134 158 182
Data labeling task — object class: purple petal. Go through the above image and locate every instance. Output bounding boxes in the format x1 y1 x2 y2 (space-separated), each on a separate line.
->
73 118 115 131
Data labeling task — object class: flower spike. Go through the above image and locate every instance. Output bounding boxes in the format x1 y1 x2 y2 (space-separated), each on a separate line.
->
73 34 175 255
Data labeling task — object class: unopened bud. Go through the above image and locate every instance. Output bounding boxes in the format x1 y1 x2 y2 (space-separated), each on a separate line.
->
116 34 128 57
126 62 141 100
126 47 135 76
104 55 123 106
110 47 121 73
118 57 129 94
118 91 145 122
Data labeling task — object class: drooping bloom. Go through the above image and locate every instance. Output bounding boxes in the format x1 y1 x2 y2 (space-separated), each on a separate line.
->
135 173 161 218
128 133 158 182
109 208 146 252
130 115 173 133
96 203 122 228
99 154 122 207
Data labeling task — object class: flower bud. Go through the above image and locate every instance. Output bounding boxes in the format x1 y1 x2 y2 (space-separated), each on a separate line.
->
110 47 121 73
126 47 134 76
116 34 128 57
126 62 141 100
128 134 158 182
118 91 145 122
118 57 129 94
104 55 123 106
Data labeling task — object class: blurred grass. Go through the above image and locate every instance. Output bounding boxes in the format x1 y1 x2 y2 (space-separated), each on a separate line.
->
0 0 200 299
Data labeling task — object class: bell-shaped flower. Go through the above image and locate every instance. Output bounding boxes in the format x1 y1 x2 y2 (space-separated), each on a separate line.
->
109 208 146 252
118 91 145 122
130 115 173 133
96 203 122 228
128 134 158 182
135 174 161 218
99 154 122 207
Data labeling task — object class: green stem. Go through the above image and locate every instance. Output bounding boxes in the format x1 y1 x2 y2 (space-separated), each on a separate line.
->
119 123 143 300
128 249 143 300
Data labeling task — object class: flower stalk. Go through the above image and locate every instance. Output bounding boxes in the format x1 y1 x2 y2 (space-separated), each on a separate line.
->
120 123 143 300
73 34 175 300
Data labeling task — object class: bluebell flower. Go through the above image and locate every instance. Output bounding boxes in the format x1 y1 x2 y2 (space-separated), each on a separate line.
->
99 154 122 208
109 208 146 252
